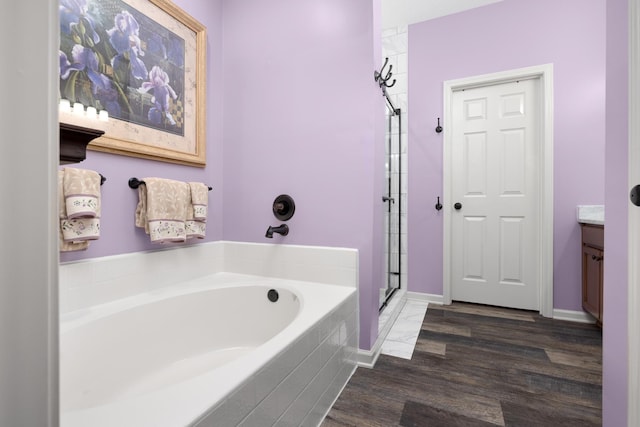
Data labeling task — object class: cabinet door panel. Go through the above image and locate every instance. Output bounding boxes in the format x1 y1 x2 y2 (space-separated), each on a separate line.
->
581 225 604 249
582 245 603 323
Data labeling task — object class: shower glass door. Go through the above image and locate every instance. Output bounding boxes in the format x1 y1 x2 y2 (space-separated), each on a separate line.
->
380 106 402 310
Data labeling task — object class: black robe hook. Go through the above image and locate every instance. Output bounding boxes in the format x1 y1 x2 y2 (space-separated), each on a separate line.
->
374 57 390 82
435 118 443 133
374 57 397 89
435 196 443 211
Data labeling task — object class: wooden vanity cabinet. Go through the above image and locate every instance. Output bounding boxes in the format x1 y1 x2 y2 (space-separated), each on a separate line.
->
581 223 604 326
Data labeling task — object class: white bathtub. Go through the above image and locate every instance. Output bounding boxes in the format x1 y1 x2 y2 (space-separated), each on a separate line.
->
60 272 357 427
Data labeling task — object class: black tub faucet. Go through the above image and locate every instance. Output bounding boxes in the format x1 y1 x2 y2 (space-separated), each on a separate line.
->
265 224 289 238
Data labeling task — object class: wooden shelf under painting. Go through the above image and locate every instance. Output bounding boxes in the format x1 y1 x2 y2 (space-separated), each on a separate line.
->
59 123 104 164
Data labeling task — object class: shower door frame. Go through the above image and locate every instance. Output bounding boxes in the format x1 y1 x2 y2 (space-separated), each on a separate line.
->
380 104 402 311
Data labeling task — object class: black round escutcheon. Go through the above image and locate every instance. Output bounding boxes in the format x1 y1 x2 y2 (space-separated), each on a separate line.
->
267 289 279 302
273 195 296 221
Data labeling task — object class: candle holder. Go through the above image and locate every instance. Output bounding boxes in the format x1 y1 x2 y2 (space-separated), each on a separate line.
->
59 99 109 123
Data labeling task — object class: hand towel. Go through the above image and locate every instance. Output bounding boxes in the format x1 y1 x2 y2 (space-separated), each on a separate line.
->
135 178 189 243
188 182 209 221
63 167 101 219
58 170 89 252
60 168 101 243
185 204 206 239
185 182 208 239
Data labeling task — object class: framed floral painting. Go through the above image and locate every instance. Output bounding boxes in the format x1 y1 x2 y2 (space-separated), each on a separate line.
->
59 0 206 166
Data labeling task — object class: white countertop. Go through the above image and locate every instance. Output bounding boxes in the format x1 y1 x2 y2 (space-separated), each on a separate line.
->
577 205 604 226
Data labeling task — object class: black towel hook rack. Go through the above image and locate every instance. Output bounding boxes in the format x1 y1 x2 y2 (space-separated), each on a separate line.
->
374 57 401 114
374 57 396 90
99 174 106 185
128 177 212 191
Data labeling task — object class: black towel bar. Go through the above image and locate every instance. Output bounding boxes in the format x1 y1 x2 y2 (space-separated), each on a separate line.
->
128 177 212 191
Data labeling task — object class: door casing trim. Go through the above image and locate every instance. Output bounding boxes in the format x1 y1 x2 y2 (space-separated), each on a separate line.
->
628 0 639 423
442 64 554 317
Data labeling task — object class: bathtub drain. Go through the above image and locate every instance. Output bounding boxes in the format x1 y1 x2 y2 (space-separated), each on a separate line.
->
267 289 279 302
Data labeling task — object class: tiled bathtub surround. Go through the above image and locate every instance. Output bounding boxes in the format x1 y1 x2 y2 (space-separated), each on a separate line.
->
199 294 358 427
59 242 358 427
59 241 357 313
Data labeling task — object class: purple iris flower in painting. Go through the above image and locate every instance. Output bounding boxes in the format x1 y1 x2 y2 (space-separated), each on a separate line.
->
59 51 79 79
60 45 109 90
94 82 122 117
107 10 148 81
138 66 178 126
59 0 100 44
59 46 121 116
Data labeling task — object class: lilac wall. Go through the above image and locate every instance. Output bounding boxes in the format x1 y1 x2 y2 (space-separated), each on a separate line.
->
60 0 385 351
603 0 629 424
408 0 606 311
60 0 224 263
221 0 384 349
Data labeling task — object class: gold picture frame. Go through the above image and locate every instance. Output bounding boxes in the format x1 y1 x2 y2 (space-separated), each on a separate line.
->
59 0 206 167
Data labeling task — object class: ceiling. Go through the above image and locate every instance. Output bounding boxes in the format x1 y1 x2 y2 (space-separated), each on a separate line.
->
381 0 503 29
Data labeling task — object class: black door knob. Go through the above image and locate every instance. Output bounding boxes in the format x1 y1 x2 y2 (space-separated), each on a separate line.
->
454 202 462 210
631 185 640 207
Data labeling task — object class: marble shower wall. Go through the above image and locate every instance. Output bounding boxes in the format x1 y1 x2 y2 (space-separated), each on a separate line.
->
382 26 409 293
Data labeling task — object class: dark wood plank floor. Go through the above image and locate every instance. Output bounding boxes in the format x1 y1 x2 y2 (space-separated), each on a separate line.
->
323 302 602 427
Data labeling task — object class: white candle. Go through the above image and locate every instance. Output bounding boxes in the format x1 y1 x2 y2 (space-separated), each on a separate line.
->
59 99 71 113
86 106 97 119
98 110 109 122
73 102 84 116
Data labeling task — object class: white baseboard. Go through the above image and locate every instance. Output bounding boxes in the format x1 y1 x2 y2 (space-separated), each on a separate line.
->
406 291 444 305
552 308 597 324
357 290 407 368
356 346 382 369
400 294 592 325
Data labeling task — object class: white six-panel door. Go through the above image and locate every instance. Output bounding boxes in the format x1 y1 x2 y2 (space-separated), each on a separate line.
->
450 79 540 310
